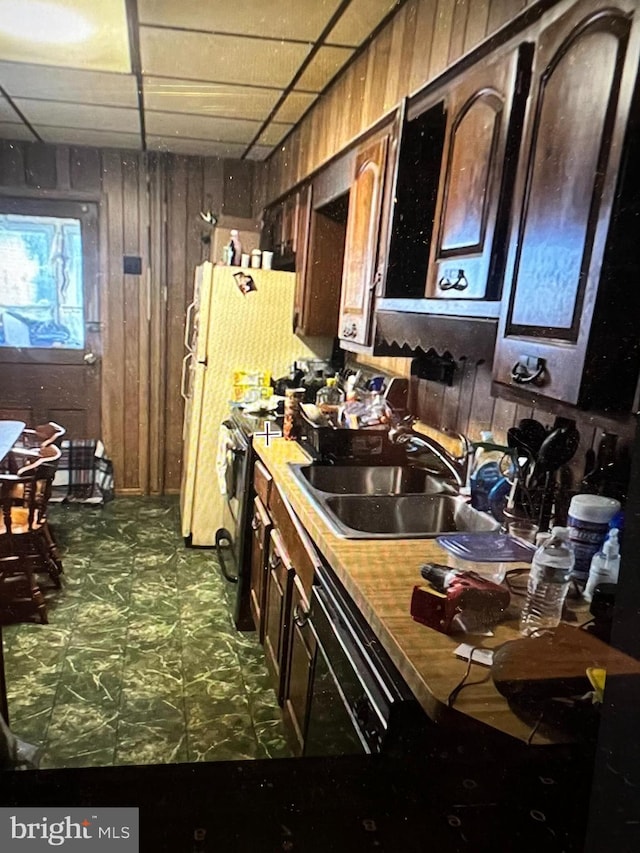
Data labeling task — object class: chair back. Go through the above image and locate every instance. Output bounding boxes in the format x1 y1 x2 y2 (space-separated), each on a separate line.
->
13 421 66 451
0 446 61 535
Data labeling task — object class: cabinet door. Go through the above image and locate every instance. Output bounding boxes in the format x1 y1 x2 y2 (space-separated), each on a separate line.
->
339 135 388 346
249 496 271 641
293 183 312 334
263 529 293 702
282 576 316 755
281 193 299 256
426 48 524 300
493 0 638 406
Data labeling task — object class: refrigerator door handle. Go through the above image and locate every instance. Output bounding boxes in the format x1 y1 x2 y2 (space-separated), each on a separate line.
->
184 300 196 351
181 353 193 401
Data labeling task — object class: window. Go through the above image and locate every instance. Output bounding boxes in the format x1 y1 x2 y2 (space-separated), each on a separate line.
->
0 212 84 349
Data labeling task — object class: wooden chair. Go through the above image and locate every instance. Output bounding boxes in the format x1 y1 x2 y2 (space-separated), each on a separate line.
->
0 445 63 591
13 421 66 451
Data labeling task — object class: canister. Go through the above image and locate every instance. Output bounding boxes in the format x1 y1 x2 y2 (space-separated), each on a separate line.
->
567 494 620 582
283 388 305 441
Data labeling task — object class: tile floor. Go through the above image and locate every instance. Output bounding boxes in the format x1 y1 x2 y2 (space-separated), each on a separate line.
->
2 497 290 768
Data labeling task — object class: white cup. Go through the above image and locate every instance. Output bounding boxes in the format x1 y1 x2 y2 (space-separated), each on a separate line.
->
251 250 262 269
262 251 273 270
241 253 250 268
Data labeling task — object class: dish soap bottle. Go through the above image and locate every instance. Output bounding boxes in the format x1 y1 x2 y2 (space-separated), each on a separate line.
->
584 528 620 602
470 431 503 513
315 376 345 422
520 527 574 635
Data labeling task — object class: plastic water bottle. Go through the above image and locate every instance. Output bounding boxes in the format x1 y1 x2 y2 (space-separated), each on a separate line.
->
520 527 574 636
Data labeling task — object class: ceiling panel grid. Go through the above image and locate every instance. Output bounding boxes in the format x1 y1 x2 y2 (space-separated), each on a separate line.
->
0 0 401 159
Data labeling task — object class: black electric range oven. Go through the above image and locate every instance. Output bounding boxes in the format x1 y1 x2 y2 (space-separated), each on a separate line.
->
215 409 280 631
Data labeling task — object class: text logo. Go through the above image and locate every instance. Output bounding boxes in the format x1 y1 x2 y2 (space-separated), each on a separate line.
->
1 809 138 851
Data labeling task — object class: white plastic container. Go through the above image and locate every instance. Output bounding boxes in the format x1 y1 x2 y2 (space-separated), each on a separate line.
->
584 528 620 602
520 526 574 636
567 494 620 583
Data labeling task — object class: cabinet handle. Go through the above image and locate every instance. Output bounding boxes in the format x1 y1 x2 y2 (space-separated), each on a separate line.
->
510 356 547 386
438 269 469 292
269 552 281 571
293 602 310 628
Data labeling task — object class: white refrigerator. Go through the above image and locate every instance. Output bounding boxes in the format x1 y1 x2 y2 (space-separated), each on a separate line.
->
180 262 332 546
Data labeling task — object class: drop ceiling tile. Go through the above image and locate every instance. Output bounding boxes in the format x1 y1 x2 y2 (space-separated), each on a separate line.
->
244 145 273 161
146 111 259 143
327 0 398 47
14 99 139 134
143 77 281 121
272 91 317 124
35 127 141 149
138 0 342 42
294 45 354 93
0 93 18 122
0 0 130 73
141 28 311 89
0 121 36 141
255 122 292 147
147 136 247 158
0 62 137 108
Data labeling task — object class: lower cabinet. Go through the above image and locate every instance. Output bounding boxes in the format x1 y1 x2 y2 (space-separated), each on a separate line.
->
282 575 316 755
263 528 293 702
249 476 320 753
248 496 271 643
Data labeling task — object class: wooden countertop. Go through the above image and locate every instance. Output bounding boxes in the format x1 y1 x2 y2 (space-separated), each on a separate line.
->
254 435 593 746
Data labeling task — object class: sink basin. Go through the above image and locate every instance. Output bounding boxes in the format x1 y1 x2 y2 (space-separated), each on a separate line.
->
298 464 455 496
323 494 500 539
288 462 498 539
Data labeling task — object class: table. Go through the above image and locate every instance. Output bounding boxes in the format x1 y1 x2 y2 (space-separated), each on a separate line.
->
0 420 25 466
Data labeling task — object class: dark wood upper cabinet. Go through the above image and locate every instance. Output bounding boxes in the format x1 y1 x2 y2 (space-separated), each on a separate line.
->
426 48 526 301
493 0 640 411
293 183 312 335
338 134 389 346
294 185 345 339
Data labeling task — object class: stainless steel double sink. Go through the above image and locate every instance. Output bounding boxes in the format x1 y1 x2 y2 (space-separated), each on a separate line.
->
288 462 499 540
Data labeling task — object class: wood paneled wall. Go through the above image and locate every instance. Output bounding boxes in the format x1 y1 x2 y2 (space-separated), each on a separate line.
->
354 352 635 488
265 0 635 485
262 0 532 204
0 140 258 495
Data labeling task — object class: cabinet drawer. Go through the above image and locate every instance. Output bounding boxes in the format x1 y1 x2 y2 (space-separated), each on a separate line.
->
254 459 272 506
270 484 318 597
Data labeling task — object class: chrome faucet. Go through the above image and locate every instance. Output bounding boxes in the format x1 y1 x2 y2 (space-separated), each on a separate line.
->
388 417 473 489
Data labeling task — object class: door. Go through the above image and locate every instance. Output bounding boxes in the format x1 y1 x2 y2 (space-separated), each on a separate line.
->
425 47 526 300
339 135 388 346
283 575 316 755
493 0 637 406
293 184 312 334
179 358 206 538
249 495 271 640
0 197 100 438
